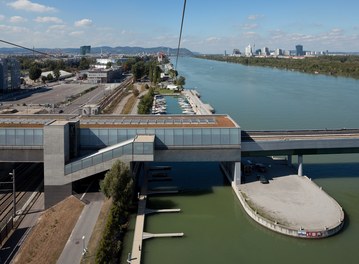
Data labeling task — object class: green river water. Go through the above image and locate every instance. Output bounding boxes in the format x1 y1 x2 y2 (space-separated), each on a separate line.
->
121 57 359 264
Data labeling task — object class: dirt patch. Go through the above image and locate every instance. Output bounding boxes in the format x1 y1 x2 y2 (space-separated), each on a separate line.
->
14 196 85 264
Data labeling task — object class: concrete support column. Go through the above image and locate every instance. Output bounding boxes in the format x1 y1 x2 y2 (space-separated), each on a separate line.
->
234 162 241 188
287 155 292 167
298 154 303 176
44 121 71 208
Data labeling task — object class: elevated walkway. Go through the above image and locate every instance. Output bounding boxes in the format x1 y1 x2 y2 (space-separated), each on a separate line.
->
64 135 155 183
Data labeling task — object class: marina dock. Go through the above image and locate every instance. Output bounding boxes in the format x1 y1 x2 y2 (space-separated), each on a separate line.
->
182 89 214 115
129 169 183 264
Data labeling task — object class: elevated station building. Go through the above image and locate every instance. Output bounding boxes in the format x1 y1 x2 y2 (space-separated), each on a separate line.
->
0 114 241 208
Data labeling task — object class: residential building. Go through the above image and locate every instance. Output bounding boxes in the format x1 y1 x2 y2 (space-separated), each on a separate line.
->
274 48 283 56
262 47 270 56
232 49 241 56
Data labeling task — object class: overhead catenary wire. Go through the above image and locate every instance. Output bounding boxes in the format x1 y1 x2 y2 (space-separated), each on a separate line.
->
0 39 55 57
175 0 187 71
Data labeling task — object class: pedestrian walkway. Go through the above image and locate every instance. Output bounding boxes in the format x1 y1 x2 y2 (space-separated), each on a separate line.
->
57 196 104 264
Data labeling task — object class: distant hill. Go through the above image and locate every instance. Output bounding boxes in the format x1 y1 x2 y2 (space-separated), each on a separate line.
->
0 46 194 56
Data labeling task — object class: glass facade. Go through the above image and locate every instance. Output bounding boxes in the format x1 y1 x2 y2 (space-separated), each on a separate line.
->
0 128 43 146
79 128 240 148
64 140 154 174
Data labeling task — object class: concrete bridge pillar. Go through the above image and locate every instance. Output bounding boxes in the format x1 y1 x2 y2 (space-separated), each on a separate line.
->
287 155 292 166
234 162 241 188
298 155 303 176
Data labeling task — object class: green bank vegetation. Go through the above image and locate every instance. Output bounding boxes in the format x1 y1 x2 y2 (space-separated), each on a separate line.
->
197 55 359 79
96 160 134 263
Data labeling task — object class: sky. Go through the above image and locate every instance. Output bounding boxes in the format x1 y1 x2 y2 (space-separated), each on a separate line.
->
1 0 359 54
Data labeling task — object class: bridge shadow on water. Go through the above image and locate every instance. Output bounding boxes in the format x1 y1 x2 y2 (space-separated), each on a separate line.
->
304 163 359 180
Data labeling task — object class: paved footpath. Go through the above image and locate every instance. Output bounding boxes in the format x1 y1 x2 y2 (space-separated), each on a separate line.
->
129 195 147 264
57 196 104 264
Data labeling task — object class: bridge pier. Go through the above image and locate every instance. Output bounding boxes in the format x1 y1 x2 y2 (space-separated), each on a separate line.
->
287 155 292 166
234 161 241 188
298 155 303 176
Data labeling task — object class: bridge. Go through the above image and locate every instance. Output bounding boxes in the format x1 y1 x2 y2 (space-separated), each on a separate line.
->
0 114 359 208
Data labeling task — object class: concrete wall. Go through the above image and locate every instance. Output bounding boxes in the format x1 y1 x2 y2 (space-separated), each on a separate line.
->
0 147 43 162
154 148 241 162
220 163 344 239
43 121 70 208
242 138 359 156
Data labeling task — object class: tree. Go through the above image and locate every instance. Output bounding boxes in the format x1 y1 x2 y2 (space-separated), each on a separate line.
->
132 61 145 81
175 75 186 88
53 68 61 80
79 57 90 70
106 61 112 69
169 69 178 79
133 87 140 97
100 160 133 210
29 64 42 82
41 75 47 84
47 73 54 82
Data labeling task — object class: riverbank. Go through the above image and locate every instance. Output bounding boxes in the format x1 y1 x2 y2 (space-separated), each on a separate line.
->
196 54 359 80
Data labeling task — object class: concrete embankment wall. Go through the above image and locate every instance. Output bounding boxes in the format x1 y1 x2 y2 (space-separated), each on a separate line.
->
220 163 344 239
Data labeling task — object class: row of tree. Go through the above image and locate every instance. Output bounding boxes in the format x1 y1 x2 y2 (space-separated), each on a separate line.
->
97 160 134 263
137 87 155 114
198 55 359 79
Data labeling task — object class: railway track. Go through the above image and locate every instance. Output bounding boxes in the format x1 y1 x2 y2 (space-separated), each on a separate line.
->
0 164 43 228
242 129 359 141
99 76 133 112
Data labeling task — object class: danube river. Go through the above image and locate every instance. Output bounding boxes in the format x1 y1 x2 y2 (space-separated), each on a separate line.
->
122 57 359 264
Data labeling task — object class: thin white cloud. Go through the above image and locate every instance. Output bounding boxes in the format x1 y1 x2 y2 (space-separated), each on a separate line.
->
7 0 56 13
242 23 258 30
34 16 63 23
248 14 263 20
9 16 27 23
0 15 5 21
69 31 84 36
74 19 92 27
206 36 221 42
48 24 66 30
0 24 29 33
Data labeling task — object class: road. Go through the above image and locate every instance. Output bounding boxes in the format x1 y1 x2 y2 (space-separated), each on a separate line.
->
57 192 104 264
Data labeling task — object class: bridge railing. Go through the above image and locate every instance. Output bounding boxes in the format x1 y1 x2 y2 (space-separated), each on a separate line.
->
65 138 149 175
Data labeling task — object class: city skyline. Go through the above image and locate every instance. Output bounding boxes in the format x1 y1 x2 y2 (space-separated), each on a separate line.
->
0 0 359 54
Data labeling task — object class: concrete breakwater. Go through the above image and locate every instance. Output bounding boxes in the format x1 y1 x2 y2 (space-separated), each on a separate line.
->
220 160 345 238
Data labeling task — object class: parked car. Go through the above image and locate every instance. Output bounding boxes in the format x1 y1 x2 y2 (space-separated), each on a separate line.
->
259 175 269 184
255 163 267 172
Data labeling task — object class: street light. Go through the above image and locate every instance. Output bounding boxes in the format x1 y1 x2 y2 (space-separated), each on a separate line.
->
9 169 16 218
82 235 87 255
0 169 16 218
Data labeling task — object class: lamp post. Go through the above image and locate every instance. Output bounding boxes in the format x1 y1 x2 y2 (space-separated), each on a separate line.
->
82 235 87 255
9 169 16 217
0 169 16 218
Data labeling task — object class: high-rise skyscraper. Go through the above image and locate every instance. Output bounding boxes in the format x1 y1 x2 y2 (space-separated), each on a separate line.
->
80 45 91 55
245 44 253 57
296 45 304 56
